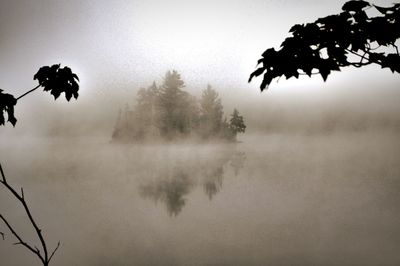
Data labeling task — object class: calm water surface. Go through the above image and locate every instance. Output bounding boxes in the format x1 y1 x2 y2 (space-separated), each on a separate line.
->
1 132 400 265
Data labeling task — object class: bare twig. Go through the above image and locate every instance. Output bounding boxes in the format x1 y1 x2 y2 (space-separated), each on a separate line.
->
0 163 60 266
48 241 61 263
393 44 399 55
0 214 44 264
0 231 4 240
16 84 41 101
360 50 368 65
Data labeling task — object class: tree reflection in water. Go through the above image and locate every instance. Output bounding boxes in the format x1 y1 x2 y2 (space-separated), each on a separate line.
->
139 147 246 216
140 170 192 216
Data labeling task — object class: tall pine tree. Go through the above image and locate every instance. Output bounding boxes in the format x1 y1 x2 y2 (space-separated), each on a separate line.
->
199 85 224 139
158 70 192 139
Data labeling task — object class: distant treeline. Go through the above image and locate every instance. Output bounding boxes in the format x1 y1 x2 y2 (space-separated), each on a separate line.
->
112 70 246 142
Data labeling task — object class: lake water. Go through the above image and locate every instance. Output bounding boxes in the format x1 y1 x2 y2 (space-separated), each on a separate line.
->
1 132 400 265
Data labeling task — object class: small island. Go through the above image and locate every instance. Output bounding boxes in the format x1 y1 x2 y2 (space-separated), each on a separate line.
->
112 70 246 142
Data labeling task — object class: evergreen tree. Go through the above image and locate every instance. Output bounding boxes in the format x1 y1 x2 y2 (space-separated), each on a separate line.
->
229 109 246 140
134 82 160 139
199 85 224 139
111 71 246 142
158 70 192 139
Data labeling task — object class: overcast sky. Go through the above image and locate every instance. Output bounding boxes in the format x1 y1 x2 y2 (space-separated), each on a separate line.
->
0 0 399 106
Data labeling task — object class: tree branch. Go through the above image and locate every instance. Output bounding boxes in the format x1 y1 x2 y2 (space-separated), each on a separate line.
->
360 50 368 65
48 241 60 263
393 44 399 55
0 214 45 264
16 84 41 101
345 48 366 59
0 163 59 265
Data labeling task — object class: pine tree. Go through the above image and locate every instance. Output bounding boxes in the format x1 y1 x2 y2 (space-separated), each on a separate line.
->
229 109 246 140
158 70 192 139
134 82 160 139
199 85 224 139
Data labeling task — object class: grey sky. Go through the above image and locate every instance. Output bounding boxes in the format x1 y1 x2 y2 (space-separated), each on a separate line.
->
0 0 398 100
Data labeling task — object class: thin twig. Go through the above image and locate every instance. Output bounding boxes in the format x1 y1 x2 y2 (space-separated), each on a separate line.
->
16 84 41 101
0 231 4 240
344 48 375 67
393 44 399 55
360 50 368 65
48 242 60 263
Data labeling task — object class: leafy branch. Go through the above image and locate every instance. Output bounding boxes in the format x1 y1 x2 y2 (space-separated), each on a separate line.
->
0 64 79 265
0 64 79 126
0 164 60 266
249 0 400 90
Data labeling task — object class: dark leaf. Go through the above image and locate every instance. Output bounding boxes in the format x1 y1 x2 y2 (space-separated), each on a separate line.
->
374 5 394 14
34 64 80 101
249 67 265 82
342 0 370 12
289 24 303 33
249 0 400 91
381 53 400 73
0 90 17 126
260 72 274 91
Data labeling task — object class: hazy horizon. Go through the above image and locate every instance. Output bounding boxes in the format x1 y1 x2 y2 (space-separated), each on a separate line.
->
1 1 400 265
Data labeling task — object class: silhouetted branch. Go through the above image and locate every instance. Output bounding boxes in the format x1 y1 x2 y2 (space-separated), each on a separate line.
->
1 64 79 127
0 214 44 264
48 241 60 263
250 1 400 90
16 84 41 101
360 50 368 65
344 48 376 67
0 163 59 266
0 231 4 240
394 44 399 55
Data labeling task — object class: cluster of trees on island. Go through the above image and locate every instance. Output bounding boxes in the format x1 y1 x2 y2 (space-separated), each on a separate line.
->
112 70 246 142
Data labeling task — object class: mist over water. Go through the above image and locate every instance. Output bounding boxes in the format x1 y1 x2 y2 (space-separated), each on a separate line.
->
1 0 400 265
1 126 400 265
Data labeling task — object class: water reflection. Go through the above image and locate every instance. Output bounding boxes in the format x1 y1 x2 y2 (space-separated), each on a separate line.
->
139 147 246 216
140 170 193 216
203 166 223 200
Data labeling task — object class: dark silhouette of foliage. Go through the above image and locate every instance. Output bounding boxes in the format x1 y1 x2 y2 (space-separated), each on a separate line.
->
0 65 79 266
0 90 17 126
33 64 79 101
0 64 79 126
249 0 400 90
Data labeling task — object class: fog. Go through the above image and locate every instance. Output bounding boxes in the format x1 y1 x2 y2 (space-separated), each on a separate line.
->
1 128 400 265
2 0 400 265
1 67 400 266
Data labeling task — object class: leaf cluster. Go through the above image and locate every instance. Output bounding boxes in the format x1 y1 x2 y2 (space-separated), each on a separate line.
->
34 64 79 101
0 90 17 126
0 64 79 126
249 0 400 90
